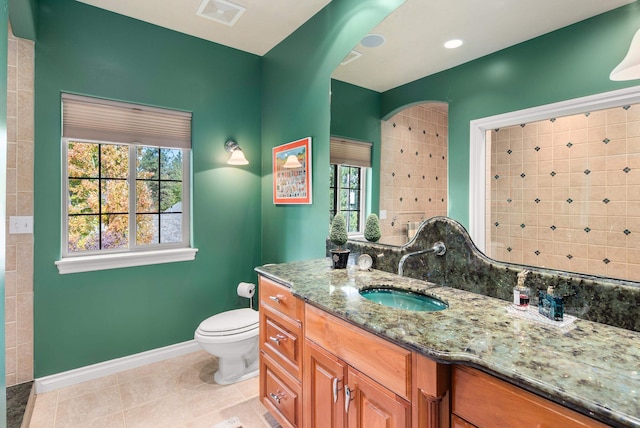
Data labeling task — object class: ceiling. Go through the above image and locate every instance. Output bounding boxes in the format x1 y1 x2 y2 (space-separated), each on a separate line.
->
77 0 636 92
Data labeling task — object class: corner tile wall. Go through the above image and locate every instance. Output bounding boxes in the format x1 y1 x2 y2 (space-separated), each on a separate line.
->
5 26 34 386
487 105 640 283
380 103 448 245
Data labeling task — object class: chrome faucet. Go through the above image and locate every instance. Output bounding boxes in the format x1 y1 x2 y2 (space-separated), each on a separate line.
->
398 241 446 276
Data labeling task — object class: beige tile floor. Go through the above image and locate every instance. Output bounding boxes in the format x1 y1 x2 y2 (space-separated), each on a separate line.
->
27 350 274 428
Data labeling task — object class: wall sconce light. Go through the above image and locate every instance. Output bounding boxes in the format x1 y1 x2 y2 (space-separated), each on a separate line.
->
283 154 302 168
225 139 249 165
611 29 640 81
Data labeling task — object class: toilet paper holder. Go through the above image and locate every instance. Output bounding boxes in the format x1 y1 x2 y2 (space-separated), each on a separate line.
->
237 282 256 309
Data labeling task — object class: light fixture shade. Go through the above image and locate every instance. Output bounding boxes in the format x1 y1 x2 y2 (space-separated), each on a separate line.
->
611 29 640 81
225 139 249 165
227 148 248 165
283 154 302 169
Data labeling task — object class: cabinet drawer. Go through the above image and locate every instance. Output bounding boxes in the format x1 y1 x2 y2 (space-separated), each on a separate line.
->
451 414 477 428
261 304 303 379
261 351 302 428
305 303 412 400
452 366 609 428
259 276 301 321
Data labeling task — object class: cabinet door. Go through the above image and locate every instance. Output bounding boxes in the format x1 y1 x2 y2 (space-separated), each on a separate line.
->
346 366 411 428
304 340 347 428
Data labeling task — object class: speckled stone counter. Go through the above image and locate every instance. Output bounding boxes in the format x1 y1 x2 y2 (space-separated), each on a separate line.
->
256 258 640 428
334 216 640 332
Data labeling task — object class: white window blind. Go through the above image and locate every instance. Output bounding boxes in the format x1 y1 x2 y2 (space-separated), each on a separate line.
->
62 93 192 148
330 137 372 168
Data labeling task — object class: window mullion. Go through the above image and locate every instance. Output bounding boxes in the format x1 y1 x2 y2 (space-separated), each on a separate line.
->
129 145 137 250
158 149 162 244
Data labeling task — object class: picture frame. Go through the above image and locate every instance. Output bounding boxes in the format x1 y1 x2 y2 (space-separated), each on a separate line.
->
272 137 312 204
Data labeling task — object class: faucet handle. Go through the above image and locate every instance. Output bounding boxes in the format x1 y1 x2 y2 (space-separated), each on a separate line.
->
432 241 446 256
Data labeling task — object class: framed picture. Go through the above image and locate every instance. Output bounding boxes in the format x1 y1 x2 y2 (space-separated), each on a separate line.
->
273 137 312 204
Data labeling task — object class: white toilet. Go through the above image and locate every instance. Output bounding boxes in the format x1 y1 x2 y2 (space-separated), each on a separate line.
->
194 307 260 385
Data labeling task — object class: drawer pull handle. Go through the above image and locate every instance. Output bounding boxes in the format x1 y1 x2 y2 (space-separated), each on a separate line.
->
269 295 283 304
269 335 286 345
269 391 284 404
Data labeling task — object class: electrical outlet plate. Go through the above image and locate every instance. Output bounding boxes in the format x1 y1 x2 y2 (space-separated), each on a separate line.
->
9 216 33 234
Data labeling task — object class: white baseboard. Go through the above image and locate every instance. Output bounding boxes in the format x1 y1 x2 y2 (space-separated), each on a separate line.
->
34 340 201 394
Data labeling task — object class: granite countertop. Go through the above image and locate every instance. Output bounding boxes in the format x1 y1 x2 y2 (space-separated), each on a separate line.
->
255 258 640 428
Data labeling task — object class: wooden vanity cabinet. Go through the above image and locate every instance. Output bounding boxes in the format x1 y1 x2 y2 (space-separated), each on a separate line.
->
304 339 413 428
304 303 448 428
259 276 305 428
451 365 609 428
258 274 614 428
258 274 450 428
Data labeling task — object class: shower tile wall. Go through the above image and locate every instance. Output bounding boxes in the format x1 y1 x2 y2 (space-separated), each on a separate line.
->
380 104 448 245
6 26 35 386
487 105 640 282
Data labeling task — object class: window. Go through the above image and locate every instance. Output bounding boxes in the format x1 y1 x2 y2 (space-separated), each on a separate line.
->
56 94 196 274
330 164 365 233
329 137 372 234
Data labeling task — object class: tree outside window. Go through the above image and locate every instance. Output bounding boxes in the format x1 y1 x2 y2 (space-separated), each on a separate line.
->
66 140 184 254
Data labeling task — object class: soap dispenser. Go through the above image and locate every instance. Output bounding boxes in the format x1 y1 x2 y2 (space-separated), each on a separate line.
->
538 285 564 321
513 269 530 310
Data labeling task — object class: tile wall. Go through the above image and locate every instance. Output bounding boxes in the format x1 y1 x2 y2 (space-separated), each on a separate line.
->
487 105 640 282
379 103 448 245
5 26 35 386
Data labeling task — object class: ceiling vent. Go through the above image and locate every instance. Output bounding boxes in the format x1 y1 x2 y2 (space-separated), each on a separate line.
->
196 0 246 26
340 50 362 66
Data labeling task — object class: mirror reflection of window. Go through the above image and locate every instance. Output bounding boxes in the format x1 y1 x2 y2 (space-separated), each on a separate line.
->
329 138 371 234
485 104 639 282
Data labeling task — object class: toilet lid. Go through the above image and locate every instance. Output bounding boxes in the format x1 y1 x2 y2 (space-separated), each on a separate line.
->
198 308 259 336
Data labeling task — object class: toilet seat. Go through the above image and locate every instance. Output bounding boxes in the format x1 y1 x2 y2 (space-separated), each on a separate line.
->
196 308 259 340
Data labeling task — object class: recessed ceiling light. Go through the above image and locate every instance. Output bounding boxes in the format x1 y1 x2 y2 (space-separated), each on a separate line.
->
361 34 385 48
444 39 463 49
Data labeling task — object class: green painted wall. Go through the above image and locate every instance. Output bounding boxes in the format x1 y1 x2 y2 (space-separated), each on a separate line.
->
261 0 405 263
330 79 382 212
34 0 262 376
21 0 640 381
381 2 640 228
8 0 36 40
1 0 8 422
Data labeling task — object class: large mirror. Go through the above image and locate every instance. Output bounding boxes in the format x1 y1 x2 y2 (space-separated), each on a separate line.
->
329 0 634 248
471 87 640 283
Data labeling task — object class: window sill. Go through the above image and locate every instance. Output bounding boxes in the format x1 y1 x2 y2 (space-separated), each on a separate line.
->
55 248 198 274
